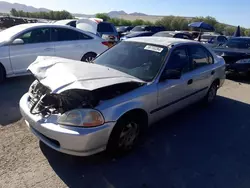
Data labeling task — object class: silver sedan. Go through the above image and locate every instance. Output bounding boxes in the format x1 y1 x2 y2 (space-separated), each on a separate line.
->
20 37 226 156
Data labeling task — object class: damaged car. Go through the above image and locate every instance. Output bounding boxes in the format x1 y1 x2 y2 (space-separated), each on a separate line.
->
20 37 226 156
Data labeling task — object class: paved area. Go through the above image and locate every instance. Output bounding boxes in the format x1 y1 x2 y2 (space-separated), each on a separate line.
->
0 75 250 188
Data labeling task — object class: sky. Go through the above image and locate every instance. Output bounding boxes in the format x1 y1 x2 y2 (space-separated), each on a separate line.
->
4 0 250 27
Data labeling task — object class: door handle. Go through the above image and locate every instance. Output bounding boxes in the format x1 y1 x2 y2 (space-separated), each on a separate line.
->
187 79 193 85
211 70 215 75
44 48 53 51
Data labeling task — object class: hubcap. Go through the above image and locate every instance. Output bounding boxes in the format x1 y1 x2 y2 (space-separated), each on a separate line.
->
208 85 217 102
85 56 94 62
118 122 139 150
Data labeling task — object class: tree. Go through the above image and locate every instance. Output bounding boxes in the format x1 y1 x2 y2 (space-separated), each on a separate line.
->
244 29 250 36
95 13 110 21
10 8 18 17
224 26 236 36
131 19 145 26
119 19 132 26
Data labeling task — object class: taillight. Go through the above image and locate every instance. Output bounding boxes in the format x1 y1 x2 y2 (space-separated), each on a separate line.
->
102 41 113 48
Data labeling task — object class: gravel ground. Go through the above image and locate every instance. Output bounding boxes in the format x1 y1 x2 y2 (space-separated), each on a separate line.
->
0 75 250 188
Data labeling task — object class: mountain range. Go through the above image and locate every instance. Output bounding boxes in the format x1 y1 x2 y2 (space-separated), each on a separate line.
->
0 1 148 18
0 1 50 13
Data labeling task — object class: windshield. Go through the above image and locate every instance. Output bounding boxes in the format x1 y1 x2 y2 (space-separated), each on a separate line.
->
94 41 168 82
0 24 29 42
223 38 250 49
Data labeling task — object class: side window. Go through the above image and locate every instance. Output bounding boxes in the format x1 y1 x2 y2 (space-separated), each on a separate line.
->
18 28 50 44
189 45 214 69
165 46 190 73
67 21 76 27
97 23 114 32
51 28 79 42
79 32 93 40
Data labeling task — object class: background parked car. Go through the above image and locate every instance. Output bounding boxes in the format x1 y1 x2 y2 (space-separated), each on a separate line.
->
213 37 250 75
0 23 109 83
116 26 134 37
199 34 228 47
122 25 165 36
120 31 155 40
153 31 193 40
76 18 119 42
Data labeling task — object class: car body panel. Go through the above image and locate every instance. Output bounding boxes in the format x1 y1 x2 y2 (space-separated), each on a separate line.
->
0 45 13 75
20 37 226 156
28 56 145 93
20 93 116 156
9 41 55 74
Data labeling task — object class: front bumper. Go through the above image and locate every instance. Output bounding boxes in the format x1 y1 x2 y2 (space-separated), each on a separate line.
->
19 93 116 156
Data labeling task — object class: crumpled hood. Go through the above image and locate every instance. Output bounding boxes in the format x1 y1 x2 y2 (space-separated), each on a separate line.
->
28 56 145 94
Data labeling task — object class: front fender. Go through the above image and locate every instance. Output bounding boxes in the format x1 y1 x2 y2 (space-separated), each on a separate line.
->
0 45 13 76
101 100 149 123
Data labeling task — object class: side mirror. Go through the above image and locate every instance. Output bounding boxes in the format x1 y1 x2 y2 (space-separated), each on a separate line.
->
12 38 24 45
160 69 181 81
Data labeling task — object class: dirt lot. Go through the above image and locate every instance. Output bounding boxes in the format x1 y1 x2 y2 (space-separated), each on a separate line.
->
1 75 250 188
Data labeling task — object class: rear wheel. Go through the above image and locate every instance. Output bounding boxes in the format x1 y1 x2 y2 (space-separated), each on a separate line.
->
203 82 218 104
81 52 97 62
0 64 6 83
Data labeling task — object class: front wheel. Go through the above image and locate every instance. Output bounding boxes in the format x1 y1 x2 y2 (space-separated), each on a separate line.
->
81 52 97 62
0 64 6 83
107 117 141 156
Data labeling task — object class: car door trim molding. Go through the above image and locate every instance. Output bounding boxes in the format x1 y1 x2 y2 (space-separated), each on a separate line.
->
150 86 208 114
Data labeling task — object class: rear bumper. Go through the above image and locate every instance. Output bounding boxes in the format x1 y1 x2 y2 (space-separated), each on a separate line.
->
226 63 250 73
20 93 116 156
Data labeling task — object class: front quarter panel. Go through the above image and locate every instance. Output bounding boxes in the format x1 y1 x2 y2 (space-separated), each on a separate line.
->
96 83 158 125
0 45 12 76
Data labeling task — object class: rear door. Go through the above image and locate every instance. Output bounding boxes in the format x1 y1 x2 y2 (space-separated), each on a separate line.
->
51 27 90 60
186 44 216 101
9 27 54 74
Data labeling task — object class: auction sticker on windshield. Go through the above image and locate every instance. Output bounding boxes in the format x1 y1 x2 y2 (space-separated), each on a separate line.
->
144 45 163 53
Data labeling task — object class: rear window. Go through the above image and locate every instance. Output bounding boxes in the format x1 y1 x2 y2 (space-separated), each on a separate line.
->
97 23 114 32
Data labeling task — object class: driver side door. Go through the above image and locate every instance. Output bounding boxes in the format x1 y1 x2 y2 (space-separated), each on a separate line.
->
153 46 196 120
9 27 55 75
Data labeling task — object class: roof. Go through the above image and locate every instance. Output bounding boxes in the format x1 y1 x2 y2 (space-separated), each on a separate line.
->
231 36 250 40
126 36 199 47
54 19 76 25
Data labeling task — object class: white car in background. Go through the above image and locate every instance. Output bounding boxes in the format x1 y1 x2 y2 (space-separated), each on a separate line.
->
0 23 109 83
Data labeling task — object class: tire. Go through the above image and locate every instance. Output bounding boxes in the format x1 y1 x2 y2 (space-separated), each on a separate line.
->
203 82 218 104
106 115 142 156
81 52 97 62
0 64 6 84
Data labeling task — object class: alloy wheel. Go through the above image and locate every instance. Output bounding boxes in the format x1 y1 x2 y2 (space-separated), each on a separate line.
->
118 122 139 150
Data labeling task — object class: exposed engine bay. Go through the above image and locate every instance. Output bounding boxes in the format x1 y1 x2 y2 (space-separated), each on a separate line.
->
28 80 143 117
